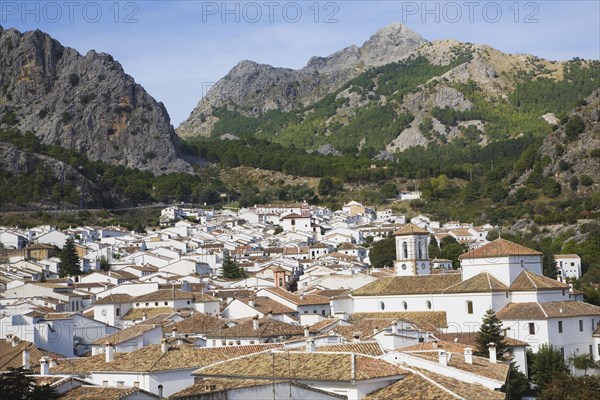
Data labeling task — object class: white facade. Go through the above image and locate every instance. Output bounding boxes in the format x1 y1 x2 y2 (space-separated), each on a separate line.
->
555 255 582 281
461 255 543 286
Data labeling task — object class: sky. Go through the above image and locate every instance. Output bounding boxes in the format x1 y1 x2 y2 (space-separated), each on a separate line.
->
1 1 599 126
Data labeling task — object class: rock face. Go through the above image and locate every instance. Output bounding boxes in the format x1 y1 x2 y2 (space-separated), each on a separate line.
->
0 142 100 206
539 89 600 194
0 26 191 174
178 22 427 137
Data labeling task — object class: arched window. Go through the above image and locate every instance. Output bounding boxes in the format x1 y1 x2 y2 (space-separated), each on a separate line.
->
426 300 432 310
417 240 422 259
402 301 408 310
402 242 408 259
379 301 385 311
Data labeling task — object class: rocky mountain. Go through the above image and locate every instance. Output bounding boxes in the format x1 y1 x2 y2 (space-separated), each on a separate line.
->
0 26 191 174
178 23 599 157
538 89 600 194
178 22 427 137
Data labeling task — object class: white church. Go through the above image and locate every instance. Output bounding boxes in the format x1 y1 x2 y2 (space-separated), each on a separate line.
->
334 224 600 364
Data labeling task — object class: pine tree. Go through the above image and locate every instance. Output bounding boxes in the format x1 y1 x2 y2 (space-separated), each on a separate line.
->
222 255 245 279
475 308 507 358
0 367 58 399
59 238 81 277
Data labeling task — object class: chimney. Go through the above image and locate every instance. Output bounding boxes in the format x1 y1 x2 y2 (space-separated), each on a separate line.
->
249 298 255 308
142 313 147 321
253 315 259 330
373 326 379 335
432 340 438 349
352 332 360 343
300 292 305 300
268 310 273 319
105 342 114 363
161 338 168 353
39 357 50 376
306 338 316 353
22 347 30 369
488 342 497 363
304 326 310 338
11 336 20 347
464 347 473 364
438 350 448 366
172 327 178 338
391 321 398 335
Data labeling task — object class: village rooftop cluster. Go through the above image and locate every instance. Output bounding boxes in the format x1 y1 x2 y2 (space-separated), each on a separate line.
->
0 201 594 399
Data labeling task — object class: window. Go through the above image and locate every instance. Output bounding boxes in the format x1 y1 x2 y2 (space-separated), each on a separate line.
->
529 323 536 335
597 344 600 356
133 382 140 388
579 320 584 332
401 264 407 270
426 300 432 310
117 381 124 388
590 345 593 355
322 310 326 316
558 321 563 333
402 301 408 310
402 242 408 259
560 347 565 359
102 381 108 387
116 308 120 317
466 301 473 315
136 303 140 307
145 302 149 307
164 301 168 306
379 301 385 311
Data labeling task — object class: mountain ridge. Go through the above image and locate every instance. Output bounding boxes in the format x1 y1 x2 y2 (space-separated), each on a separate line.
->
0 25 191 174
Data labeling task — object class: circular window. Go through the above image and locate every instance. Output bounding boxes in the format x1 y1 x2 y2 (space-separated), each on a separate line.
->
136 303 140 307
187 300 191 305
426 300 432 310
402 301 408 310
421 263 426 269
401 264 407 270
155 302 159 307
379 301 385 311
164 301 168 306
145 303 149 307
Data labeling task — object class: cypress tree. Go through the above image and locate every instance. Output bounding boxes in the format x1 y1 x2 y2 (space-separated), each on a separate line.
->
59 238 81 277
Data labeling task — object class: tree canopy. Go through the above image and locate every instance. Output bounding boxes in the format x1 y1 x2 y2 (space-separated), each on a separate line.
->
475 308 507 359
58 238 81 277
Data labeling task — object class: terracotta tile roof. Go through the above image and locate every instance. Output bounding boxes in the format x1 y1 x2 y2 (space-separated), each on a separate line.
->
265 287 330 305
193 350 406 382
311 289 351 298
169 313 228 335
121 307 175 320
350 312 448 331
393 223 429 236
133 289 195 302
509 271 570 291
366 367 506 400
352 275 461 296
315 341 385 357
442 272 509 293
459 238 542 259
401 340 469 353
91 324 159 345
171 379 347 400
57 385 158 399
308 318 339 334
51 344 282 374
241 297 297 315
408 351 510 383
554 254 580 259
497 301 600 320
210 316 304 339
0 339 63 373
437 332 529 348
93 293 133 305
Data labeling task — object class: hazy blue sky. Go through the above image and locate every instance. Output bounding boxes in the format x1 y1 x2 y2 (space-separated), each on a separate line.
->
2 1 599 125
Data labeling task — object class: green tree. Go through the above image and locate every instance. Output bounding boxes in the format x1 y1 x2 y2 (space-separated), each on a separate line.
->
439 236 465 269
99 256 110 272
369 235 396 268
502 365 529 400
569 353 599 375
380 182 398 198
539 374 600 400
59 238 81 277
222 255 245 279
0 367 58 400
530 344 569 390
475 308 507 358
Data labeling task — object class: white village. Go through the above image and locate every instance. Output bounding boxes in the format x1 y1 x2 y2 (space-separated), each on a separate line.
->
0 202 595 399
